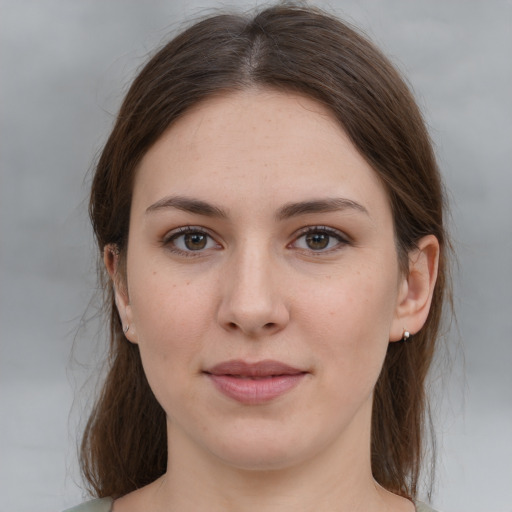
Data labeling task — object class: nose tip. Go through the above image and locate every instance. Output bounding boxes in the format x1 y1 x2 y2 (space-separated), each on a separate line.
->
216 256 290 337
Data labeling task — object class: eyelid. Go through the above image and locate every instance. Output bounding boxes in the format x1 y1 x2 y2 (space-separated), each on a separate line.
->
293 225 350 241
289 225 351 253
160 224 350 257
162 225 222 256
162 225 212 242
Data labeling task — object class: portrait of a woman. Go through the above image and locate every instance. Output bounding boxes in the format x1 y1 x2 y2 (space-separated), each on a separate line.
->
62 4 450 512
4 0 511 510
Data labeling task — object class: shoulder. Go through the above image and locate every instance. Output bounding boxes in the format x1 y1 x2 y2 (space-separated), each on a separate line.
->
63 497 114 512
416 501 440 512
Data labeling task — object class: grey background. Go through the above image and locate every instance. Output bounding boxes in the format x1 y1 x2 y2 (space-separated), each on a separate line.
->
0 1 510 511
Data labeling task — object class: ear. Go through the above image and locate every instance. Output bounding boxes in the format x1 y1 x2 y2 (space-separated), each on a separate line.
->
390 235 440 342
104 245 138 344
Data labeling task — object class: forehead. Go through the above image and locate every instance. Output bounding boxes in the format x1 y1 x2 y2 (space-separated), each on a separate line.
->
132 89 390 221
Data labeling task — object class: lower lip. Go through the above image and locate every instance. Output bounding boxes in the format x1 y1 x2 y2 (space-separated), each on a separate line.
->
207 373 306 405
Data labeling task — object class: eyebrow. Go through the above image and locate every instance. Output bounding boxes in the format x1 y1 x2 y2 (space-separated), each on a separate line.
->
145 195 228 218
145 195 369 220
276 198 369 220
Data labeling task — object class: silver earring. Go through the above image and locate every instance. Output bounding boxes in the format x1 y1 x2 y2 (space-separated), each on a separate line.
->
402 329 412 342
106 243 120 256
123 325 130 334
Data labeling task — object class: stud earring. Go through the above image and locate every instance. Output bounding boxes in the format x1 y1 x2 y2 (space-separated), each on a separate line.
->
123 325 130 334
106 243 120 256
402 328 412 342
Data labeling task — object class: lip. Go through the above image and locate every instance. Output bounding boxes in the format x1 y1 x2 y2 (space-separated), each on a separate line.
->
204 359 308 405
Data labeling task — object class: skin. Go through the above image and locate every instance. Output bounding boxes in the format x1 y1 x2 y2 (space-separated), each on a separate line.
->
107 89 439 512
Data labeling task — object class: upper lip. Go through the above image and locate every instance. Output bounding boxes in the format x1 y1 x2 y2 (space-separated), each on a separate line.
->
204 359 306 377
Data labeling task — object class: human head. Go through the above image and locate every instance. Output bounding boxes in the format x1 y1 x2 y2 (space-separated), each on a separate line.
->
84 3 450 500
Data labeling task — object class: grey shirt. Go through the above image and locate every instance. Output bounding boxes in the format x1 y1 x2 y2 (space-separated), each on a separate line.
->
64 497 439 511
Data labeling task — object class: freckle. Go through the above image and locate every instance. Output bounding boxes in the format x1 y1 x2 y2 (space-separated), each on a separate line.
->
186 281 190 286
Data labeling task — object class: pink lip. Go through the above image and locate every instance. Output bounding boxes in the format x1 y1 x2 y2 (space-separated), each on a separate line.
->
204 359 308 405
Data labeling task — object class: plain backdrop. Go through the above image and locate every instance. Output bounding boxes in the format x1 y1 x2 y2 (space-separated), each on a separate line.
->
1 1 511 511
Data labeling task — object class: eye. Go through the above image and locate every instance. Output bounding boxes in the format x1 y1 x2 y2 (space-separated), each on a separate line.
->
163 227 220 255
291 226 348 253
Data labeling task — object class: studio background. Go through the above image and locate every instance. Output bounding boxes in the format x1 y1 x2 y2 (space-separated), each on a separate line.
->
1 1 510 511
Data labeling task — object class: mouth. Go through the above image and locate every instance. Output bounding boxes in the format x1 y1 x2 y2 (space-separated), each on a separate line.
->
203 359 308 405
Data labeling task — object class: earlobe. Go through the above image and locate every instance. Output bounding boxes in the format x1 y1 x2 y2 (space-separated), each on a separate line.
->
103 244 138 344
390 235 440 342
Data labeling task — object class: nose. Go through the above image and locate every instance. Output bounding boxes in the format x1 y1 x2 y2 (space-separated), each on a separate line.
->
216 244 290 337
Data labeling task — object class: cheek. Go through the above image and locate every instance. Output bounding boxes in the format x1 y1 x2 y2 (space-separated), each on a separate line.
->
299 264 398 337
127 274 217 413
128 270 216 363
297 266 398 385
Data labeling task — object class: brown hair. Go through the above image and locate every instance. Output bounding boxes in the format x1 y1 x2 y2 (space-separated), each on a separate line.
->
83 3 450 501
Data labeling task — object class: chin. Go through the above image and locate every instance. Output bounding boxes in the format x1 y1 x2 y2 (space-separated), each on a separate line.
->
204 423 323 472
215 445 305 472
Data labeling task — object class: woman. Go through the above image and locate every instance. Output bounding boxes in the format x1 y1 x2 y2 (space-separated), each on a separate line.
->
68 4 450 511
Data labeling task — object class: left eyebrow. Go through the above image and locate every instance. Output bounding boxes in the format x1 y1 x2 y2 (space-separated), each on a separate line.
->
276 198 369 220
145 195 228 218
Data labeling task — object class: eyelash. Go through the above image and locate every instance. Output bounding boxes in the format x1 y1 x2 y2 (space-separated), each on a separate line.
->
162 226 221 258
290 225 350 254
162 225 350 257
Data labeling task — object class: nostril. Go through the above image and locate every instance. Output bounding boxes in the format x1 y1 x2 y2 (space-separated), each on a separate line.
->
225 321 278 333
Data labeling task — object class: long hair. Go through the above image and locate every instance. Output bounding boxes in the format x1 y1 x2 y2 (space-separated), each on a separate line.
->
82 4 451 500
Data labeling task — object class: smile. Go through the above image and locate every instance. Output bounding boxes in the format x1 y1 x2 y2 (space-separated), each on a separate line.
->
204 359 308 405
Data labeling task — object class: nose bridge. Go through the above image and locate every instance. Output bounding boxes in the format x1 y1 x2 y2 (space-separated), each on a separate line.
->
217 237 289 336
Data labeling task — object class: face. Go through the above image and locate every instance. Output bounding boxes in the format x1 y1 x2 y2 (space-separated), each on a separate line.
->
116 90 411 471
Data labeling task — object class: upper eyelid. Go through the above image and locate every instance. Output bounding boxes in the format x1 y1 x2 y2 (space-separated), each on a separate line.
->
289 226 352 254
292 225 350 241
163 225 218 242
161 227 222 257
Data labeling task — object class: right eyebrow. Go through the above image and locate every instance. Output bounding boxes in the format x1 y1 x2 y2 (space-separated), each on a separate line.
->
275 197 369 220
145 195 228 218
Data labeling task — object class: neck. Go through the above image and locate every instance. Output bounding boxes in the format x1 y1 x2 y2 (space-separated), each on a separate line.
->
139 402 409 512
113 398 414 512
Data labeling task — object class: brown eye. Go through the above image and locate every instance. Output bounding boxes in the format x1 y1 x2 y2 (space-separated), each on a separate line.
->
291 227 348 253
184 233 208 250
305 232 330 250
165 228 219 254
